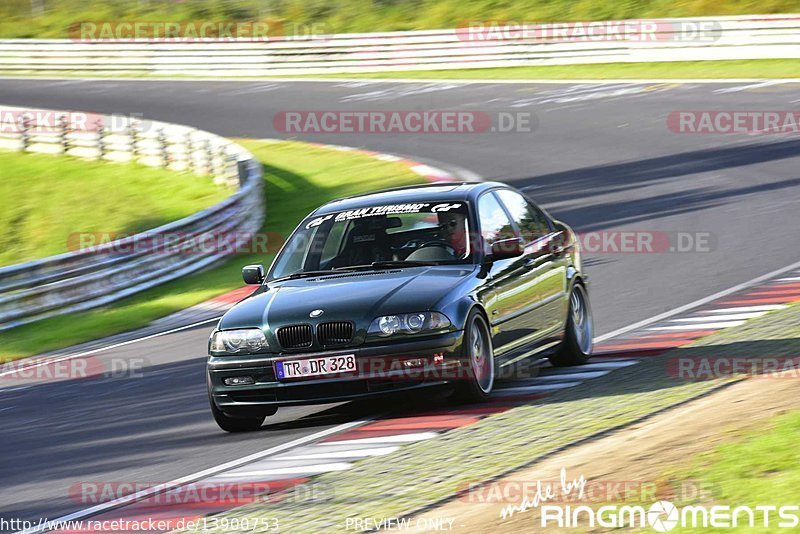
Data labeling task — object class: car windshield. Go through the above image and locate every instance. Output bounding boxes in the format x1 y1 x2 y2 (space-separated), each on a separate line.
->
269 201 473 280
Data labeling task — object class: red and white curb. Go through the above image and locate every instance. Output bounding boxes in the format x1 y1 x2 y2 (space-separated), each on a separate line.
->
595 270 800 355
302 141 461 183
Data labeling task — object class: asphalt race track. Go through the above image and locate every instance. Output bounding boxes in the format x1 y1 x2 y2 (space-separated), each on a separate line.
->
0 78 798 525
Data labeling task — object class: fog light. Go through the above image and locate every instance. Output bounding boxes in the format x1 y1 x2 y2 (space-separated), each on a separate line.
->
403 358 424 368
224 376 255 386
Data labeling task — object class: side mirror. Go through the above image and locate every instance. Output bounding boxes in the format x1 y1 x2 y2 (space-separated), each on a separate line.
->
242 264 265 285
488 238 524 261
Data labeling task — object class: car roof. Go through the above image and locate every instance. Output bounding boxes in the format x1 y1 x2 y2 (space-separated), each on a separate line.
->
313 181 508 215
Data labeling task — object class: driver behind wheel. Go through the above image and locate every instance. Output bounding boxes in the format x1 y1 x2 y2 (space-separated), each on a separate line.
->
438 211 468 257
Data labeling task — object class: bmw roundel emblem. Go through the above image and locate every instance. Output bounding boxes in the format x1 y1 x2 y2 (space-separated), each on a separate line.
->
309 309 324 318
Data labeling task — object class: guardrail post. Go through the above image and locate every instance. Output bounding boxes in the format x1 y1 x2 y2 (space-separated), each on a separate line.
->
95 119 106 160
225 147 238 182
215 145 226 180
203 139 213 175
158 128 169 168
20 112 32 152
185 130 194 172
128 120 140 161
58 114 70 155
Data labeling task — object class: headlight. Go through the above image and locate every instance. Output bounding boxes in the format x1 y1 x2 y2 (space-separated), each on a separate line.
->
368 312 451 337
209 329 268 354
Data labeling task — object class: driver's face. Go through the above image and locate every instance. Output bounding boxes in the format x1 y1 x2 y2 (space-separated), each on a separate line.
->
440 213 465 236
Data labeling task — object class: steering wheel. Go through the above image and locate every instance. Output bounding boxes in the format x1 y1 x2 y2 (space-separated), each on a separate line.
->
417 240 457 257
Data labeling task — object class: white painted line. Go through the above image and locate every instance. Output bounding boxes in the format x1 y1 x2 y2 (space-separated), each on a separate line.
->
705 305 788 313
532 370 610 381
594 258 800 343
317 431 438 446
13 418 369 534
713 80 789 93
493 382 582 395
277 446 399 460
672 312 769 322
229 462 354 477
560 360 640 370
649 321 746 331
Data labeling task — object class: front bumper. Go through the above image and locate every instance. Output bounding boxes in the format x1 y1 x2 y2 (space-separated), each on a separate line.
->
208 330 465 414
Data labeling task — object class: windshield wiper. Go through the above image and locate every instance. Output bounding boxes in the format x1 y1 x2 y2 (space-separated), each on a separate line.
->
335 260 438 271
269 270 339 283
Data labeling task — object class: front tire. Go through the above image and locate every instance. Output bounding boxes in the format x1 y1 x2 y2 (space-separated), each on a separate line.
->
207 376 275 432
453 309 495 403
209 397 271 432
549 283 593 367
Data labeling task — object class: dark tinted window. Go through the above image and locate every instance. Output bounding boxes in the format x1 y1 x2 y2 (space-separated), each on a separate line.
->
478 193 516 253
495 189 550 243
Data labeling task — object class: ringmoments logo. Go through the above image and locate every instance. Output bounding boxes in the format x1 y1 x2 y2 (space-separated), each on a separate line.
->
501 468 800 531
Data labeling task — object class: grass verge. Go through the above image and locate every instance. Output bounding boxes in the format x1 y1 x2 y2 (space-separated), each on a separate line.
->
2 1 800 38
0 139 424 362
2 59 797 82
297 59 800 80
657 410 800 533
203 302 800 533
0 150 228 266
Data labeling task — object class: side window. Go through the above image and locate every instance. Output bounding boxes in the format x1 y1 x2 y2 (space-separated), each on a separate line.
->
495 189 550 243
478 193 516 253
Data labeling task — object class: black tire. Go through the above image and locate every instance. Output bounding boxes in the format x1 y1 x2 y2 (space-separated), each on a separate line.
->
210 398 267 433
549 283 593 367
453 309 495 403
207 376 275 432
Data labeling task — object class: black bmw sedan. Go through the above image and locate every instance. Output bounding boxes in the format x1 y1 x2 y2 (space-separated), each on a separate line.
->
207 182 592 431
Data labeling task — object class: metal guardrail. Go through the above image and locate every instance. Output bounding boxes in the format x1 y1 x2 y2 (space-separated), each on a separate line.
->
0 15 798 75
0 106 264 330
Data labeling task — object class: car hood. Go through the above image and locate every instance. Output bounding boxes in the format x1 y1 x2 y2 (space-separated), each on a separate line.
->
218 266 475 333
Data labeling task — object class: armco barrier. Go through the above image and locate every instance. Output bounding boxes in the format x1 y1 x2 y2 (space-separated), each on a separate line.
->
0 106 264 331
0 15 798 76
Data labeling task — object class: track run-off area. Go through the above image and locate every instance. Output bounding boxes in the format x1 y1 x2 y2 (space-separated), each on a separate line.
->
0 77 799 528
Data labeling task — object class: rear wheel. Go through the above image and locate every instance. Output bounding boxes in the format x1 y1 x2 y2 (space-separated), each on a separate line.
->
549 283 593 367
453 309 494 403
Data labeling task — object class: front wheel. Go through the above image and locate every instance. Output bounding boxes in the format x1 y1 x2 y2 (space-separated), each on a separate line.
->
453 309 495 403
549 283 593 367
209 398 270 432
207 375 275 432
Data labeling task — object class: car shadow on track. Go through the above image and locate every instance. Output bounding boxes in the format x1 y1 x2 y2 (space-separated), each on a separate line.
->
519 139 800 231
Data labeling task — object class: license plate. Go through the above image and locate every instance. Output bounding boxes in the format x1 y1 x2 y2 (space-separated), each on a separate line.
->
275 354 356 380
